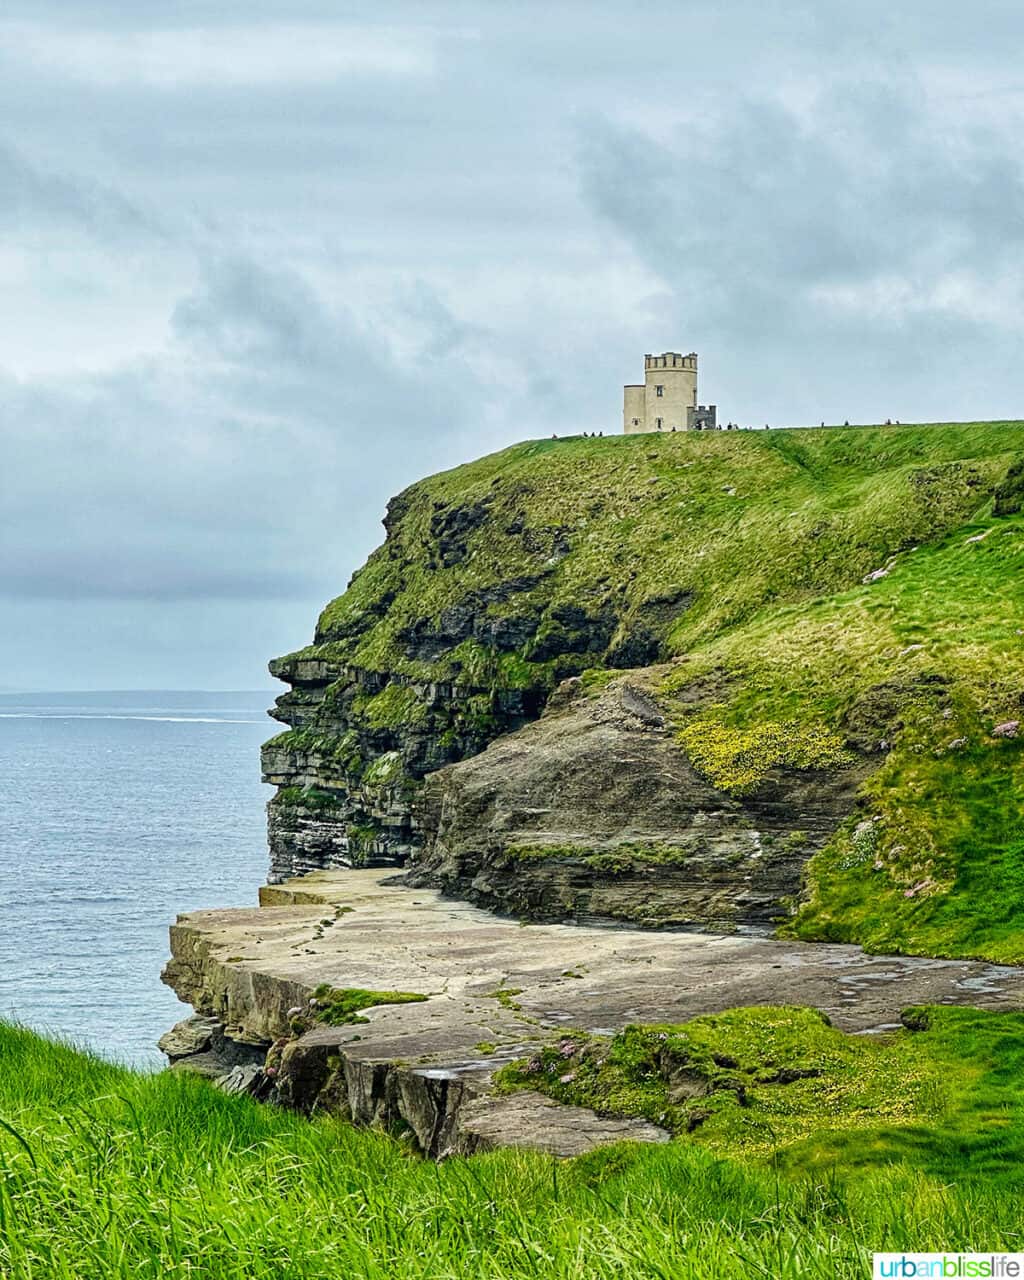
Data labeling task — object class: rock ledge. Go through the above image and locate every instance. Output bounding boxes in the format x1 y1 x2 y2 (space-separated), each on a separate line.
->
161 869 1024 1157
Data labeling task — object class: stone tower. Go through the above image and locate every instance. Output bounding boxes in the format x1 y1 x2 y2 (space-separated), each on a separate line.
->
623 352 716 433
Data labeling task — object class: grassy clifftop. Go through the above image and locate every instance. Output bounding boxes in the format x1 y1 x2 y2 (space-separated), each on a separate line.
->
301 421 1023 687
272 421 1024 959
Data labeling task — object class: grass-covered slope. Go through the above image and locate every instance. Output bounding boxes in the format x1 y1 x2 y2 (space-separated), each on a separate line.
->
302 421 1024 687
665 511 1024 960
497 1004 1024 1179
5 1017 1024 1278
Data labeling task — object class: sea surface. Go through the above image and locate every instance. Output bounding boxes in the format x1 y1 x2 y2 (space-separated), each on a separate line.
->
0 691 274 1066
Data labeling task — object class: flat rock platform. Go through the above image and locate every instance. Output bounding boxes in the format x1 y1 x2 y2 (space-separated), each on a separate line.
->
161 869 1024 1157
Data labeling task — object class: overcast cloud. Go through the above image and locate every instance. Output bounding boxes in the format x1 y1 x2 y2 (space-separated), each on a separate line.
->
2 1 1023 689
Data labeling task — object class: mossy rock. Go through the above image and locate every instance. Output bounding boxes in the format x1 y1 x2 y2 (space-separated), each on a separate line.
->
309 986 428 1026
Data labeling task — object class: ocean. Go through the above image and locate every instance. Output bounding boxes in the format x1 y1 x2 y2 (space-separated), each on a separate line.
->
0 691 273 1066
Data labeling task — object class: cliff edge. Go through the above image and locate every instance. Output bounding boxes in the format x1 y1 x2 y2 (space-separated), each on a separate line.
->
264 423 1024 962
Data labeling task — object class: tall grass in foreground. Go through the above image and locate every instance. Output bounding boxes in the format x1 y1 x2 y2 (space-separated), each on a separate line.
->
1 1021 1022 1279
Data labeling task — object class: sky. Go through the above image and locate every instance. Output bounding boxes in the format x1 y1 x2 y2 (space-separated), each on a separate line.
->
3 1 1024 690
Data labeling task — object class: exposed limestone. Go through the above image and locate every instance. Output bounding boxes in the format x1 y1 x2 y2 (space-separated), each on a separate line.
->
157 1014 220 1060
404 670 868 927
263 661 545 881
456 1093 671 1156
161 869 1024 1158
160 1014 267 1086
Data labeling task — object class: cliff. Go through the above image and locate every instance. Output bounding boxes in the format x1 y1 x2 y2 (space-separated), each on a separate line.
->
407 667 866 928
265 423 1024 960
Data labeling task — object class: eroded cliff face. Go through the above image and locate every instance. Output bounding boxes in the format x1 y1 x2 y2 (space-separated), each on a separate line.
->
261 604 638 880
262 445 697 881
263 653 545 879
263 425 1024 945
404 670 868 928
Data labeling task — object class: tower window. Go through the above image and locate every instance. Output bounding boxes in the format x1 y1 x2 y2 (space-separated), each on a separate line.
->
656 417 663 430
631 417 640 426
656 385 664 396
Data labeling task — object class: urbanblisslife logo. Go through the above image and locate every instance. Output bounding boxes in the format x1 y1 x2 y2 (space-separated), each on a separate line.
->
874 1256 1024 1278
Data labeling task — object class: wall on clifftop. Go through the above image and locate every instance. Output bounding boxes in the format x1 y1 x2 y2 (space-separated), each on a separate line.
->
264 422 1024 948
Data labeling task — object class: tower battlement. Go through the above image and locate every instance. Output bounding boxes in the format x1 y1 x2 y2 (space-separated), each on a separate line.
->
644 352 697 371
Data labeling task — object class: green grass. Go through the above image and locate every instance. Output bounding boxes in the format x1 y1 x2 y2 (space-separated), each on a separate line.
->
488 986 525 1011
496 1004 1024 1184
305 423 1024 680
5 1018 1024 1277
360 682 429 730
655 507 1024 959
274 785 346 813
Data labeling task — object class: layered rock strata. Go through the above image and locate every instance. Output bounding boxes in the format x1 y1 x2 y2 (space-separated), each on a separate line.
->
260 470 665 882
404 669 868 927
263 654 544 880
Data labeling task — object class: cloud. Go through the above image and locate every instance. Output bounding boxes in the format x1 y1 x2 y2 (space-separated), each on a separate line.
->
169 255 492 436
577 76 1024 419
0 22 436 88
171 256 371 377
0 142 162 240
581 79 1024 323
0 255 500 607
5 1 1024 686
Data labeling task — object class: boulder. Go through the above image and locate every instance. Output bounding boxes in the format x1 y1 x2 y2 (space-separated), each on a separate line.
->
216 1064 263 1095
157 1014 220 1061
